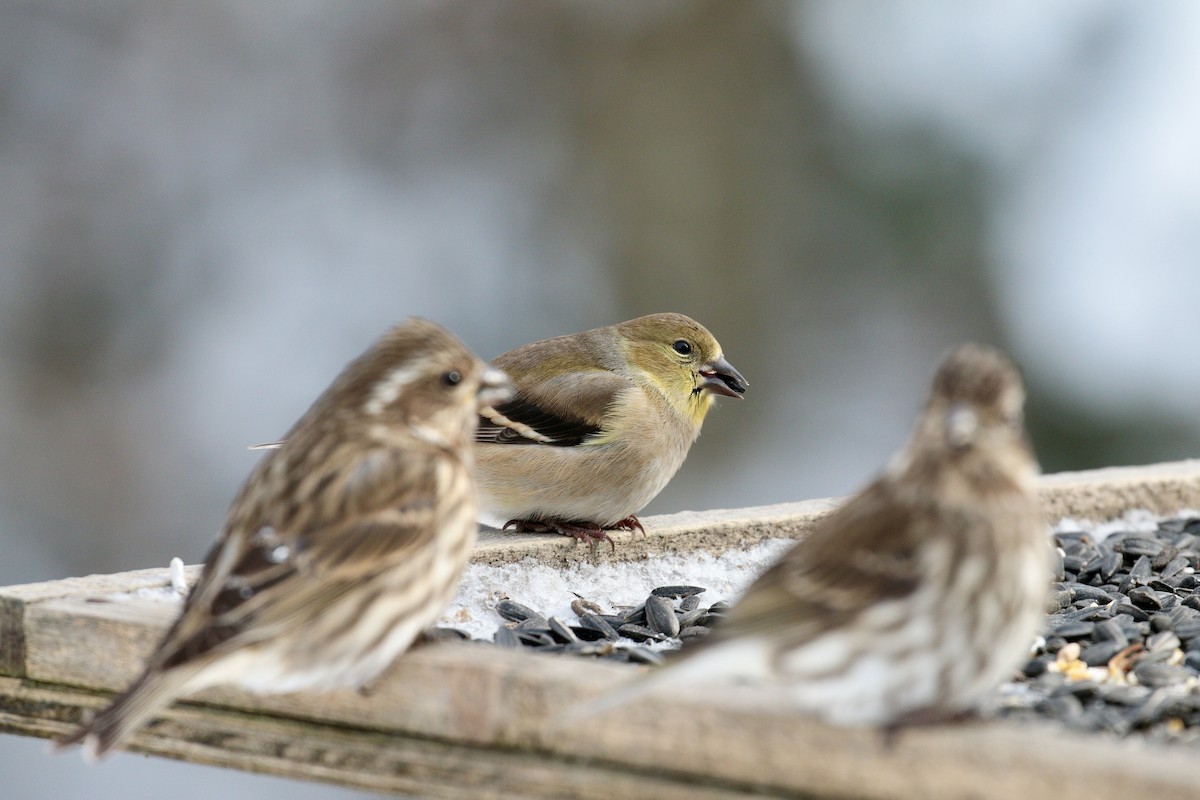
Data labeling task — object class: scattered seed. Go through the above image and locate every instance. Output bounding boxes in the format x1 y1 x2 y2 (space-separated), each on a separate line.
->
618 623 666 643
569 627 612 643
1066 583 1115 603
1173 619 1200 641
1128 587 1164 610
1094 618 1129 646
1145 631 1181 653
1037 695 1084 719
549 616 579 644
1134 662 1189 689
627 646 666 666
1079 641 1124 667
515 615 550 631
1152 544 1181 571
1118 538 1165 559
1112 602 1151 622
1099 551 1124 582
493 626 521 648
571 597 603 617
1161 555 1190 579
1050 621 1095 640
646 595 681 637
578 612 619 641
1128 556 1153 581
1045 590 1072 613
516 629 555 647
621 604 647 626
496 599 541 623
651 585 706 599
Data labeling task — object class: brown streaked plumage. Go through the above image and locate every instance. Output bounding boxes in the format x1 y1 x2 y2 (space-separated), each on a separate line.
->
58 319 511 759
475 313 746 550
577 344 1049 726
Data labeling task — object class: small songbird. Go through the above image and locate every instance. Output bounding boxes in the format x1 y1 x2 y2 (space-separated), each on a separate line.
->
578 344 1049 726
475 313 747 549
58 319 511 759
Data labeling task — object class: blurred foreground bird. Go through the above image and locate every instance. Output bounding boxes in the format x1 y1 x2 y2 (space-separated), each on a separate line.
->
576 344 1049 726
476 312 746 549
58 319 511 759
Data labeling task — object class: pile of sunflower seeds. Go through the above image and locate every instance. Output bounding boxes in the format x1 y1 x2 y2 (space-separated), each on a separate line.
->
990 516 1200 742
461 516 1200 743
481 584 725 666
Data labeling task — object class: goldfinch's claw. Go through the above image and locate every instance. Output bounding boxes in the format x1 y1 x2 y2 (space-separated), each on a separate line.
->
502 518 618 553
613 516 645 536
563 524 616 554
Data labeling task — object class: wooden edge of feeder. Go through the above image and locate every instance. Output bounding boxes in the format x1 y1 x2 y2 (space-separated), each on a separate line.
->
2 630 1198 800
0 674 758 800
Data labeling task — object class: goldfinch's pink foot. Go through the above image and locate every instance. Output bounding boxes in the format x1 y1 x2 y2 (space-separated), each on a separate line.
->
613 516 645 536
503 518 617 553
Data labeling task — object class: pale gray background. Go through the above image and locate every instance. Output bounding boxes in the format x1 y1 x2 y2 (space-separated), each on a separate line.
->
3 2 1199 797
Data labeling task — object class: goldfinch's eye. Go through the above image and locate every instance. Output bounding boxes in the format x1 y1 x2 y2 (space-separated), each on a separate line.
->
441 370 462 387
672 340 692 356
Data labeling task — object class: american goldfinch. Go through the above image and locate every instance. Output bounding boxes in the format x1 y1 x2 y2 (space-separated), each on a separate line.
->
58 319 511 759
476 312 746 549
581 344 1049 726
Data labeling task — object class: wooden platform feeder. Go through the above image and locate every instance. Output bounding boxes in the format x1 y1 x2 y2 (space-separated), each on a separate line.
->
3 462 1200 799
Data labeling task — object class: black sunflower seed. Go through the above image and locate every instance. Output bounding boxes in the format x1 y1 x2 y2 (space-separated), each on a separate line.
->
578 612 619 641
645 595 681 637
1079 641 1124 667
618 623 666 643
1118 538 1165 559
496 599 541 623
1128 586 1164 610
549 616 579 644
494 625 521 648
651 585 706 599
626 646 665 666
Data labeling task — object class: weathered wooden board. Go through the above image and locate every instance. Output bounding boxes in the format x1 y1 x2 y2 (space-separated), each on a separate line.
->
3 460 1200 799
3 633 1199 800
0 675 758 800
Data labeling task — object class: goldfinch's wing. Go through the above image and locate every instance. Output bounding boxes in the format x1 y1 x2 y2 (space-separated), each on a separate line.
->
154 446 443 668
721 477 925 643
476 368 623 446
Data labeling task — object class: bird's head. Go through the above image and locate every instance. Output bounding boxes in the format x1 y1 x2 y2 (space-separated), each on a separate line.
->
904 343 1036 489
616 313 747 424
309 318 512 449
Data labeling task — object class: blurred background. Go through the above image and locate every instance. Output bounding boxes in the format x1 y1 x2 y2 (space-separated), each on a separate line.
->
2 1 1199 797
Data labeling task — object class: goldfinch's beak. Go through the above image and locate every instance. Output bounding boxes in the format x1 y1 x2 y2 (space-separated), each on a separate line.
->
477 367 514 409
698 356 747 399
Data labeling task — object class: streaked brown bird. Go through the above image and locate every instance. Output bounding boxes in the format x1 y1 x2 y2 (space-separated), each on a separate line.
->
475 313 746 549
58 319 511 759
580 344 1049 726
